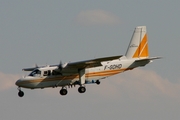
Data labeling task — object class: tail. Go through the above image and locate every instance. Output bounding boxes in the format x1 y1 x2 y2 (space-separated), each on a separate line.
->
125 26 149 59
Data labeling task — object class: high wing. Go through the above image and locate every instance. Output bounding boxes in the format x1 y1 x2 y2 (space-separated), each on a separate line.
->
22 55 122 71
23 67 40 71
65 55 122 69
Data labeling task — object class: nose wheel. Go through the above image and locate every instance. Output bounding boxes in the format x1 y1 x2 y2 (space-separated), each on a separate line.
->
17 87 24 97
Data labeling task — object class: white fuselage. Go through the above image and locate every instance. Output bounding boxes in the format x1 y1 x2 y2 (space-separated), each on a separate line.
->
15 26 161 97
16 58 146 89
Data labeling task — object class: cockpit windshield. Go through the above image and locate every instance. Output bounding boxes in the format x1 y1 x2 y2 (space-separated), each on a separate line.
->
29 69 41 77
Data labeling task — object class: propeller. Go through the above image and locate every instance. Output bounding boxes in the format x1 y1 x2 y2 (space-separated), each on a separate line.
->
58 61 63 70
35 64 39 68
58 60 68 70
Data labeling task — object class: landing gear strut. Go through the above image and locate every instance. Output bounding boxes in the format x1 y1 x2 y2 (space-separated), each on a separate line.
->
17 87 24 97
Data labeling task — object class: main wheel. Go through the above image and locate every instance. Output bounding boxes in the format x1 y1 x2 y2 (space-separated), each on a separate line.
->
60 89 68 96
96 80 100 85
78 86 86 93
18 91 24 97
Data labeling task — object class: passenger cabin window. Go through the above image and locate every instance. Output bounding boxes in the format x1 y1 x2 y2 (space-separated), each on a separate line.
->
43 70 51 76
44 71 48 76
29 69 41 77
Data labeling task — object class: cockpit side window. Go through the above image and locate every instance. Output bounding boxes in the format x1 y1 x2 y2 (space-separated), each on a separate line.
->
29 69 41 77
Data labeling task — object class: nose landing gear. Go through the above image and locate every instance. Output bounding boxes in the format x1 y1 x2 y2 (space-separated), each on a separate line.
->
17 87 24 97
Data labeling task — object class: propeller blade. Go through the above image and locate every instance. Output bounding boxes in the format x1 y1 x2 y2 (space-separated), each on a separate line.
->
58 61 68 70
58 60 63 70
35 64 39 68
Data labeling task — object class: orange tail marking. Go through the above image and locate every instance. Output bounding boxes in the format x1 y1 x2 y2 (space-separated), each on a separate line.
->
133 34 149 58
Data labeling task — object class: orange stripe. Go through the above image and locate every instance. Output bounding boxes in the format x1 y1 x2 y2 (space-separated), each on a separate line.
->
86 69 124 77
19 68 132 85
140 43 149 57
133 34 148 58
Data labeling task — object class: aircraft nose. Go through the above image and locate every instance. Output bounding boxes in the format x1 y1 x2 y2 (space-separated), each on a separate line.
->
15 79 22 86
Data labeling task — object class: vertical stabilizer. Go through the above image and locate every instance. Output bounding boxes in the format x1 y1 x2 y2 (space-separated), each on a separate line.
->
125 26 149 59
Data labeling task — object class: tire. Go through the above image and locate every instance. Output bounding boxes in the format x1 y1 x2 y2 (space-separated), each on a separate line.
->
96 80 100 85
60 89 68 96
18 91 24 97
78 86 86 93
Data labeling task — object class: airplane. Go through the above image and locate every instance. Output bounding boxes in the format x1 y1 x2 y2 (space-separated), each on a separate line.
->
15 26 161 97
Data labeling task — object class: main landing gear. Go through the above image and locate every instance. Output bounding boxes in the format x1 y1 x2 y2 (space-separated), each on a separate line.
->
96 80 100 85
17 87 24 97
78 86 86 93
59 67 100 96
59 88 68 96
59 86 86 96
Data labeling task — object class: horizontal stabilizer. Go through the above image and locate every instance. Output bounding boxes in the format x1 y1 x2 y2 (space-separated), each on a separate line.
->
132 56 162 67
135 56 162 63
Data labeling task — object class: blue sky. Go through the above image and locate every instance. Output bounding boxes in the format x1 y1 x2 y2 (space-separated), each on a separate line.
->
1 1 180 120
